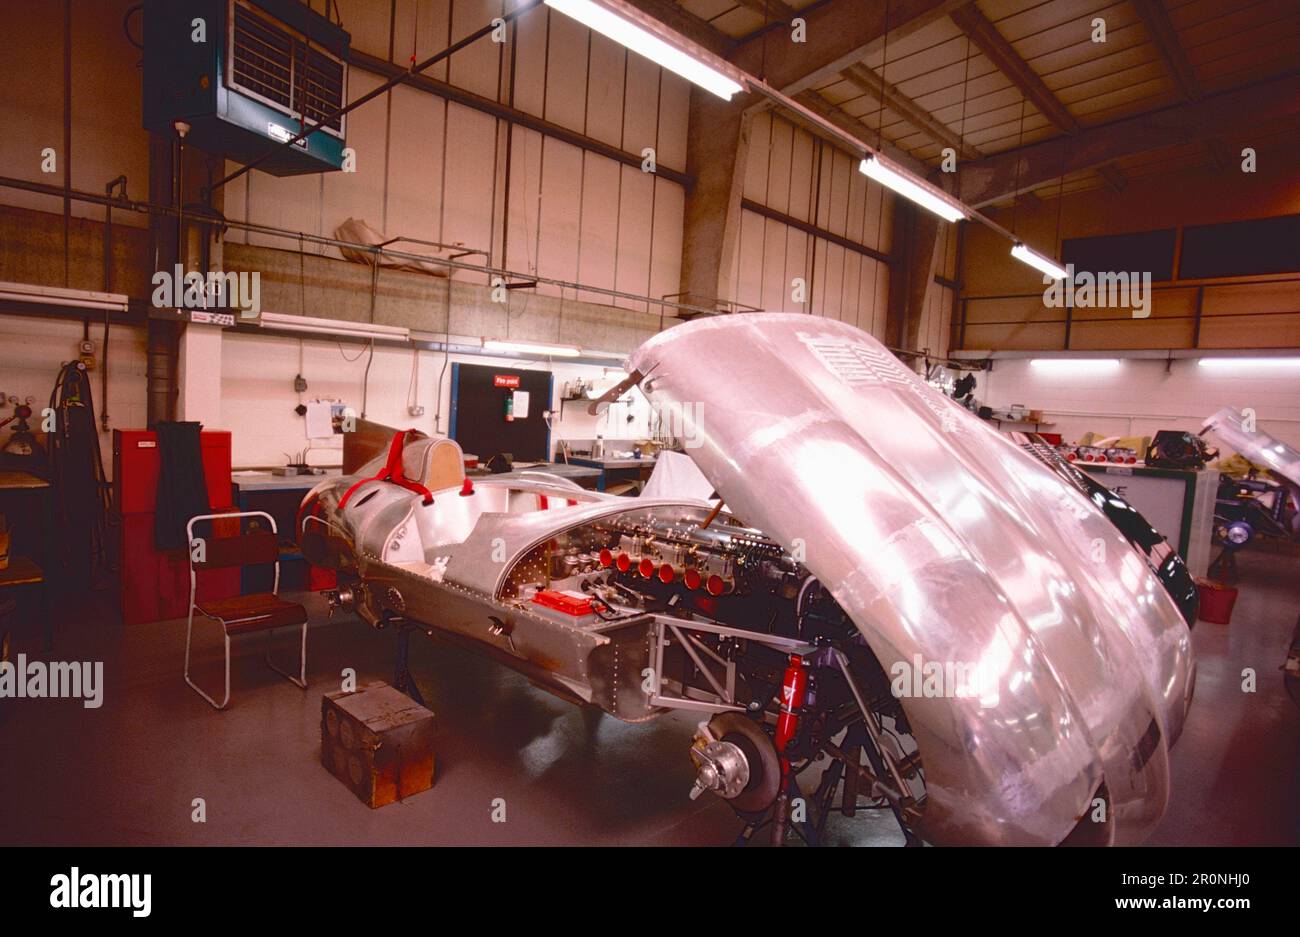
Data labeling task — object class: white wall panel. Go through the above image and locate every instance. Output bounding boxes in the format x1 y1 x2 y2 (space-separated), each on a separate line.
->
787 127 816 223
614 165 654 311
536 137 584 292
785 229 811 314
656 75 689 173
449 0 507 99
585 36 627 146
649 178 685 314
442 103 499 270
841 251 864 329
620 54 661 159
384 84 446 245
544 8 590 132
743 112 772 203
735 210 766 312
575 156 620 306
760 219 788 313
510 4 549 118
766 117 794 214
503 126 543 276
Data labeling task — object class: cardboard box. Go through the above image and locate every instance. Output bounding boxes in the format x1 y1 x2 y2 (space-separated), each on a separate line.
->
321 682 436 808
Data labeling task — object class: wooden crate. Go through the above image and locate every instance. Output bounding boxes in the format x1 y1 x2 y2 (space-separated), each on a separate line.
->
321 682 436 808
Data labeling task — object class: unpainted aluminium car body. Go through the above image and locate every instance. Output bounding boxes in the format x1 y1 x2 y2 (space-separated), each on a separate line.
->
300 314 1195 846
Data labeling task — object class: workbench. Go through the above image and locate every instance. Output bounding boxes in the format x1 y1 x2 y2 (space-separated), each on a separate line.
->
478 462 603 489
231 471 341 591
560 456 658 492
0 471 51 649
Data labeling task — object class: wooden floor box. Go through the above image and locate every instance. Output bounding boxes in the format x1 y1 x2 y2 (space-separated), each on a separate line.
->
321 682 436 807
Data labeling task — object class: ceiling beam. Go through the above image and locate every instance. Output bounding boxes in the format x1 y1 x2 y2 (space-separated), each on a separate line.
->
1130 0 1201 102
621 0 732 56
841 62 982 159
730 0 968 94
1096 163 1127 193
792 90 929 175
734 0 799 23
950 2 1078 133
951 71 1300 206
1205 137 1232 172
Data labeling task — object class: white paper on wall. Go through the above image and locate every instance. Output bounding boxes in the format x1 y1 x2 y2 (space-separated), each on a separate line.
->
305 400 335 438
512 390 530 419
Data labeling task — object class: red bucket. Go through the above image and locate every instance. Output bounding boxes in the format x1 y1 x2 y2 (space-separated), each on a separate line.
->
1196 578 1239 625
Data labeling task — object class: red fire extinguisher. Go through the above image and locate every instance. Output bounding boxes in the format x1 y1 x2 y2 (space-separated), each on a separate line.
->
504 392 514 422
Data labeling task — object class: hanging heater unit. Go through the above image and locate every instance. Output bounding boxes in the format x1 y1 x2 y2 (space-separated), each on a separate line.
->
143 0 350 175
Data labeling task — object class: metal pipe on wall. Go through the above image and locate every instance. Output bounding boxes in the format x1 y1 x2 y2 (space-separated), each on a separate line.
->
0 175 726 319
146 131 179 426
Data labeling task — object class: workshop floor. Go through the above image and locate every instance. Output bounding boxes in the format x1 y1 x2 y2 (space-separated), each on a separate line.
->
1 548 1296 847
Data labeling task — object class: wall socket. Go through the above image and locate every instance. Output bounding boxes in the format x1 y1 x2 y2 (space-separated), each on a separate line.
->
408 405 425 417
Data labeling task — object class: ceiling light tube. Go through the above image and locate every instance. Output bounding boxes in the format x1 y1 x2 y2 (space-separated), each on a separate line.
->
1011 242 1068 280
544 0 745 100
483 339 582 358
0 280 129 313
1197 357 1300 369
858 155 967 223
259 312 410 340
1029 357 1121 373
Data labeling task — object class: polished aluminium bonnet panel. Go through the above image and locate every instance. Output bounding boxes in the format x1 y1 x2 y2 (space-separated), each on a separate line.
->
628 314 1194 846
1203 405 1300 488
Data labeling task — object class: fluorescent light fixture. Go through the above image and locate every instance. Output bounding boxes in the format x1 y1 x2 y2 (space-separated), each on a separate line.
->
1011 242 1068 281
858 156 967 223
0 280 129 313
483 338 582 358
259 312 410 341
1197 357 1300 369
1029 357 1121 373
544 0 744 100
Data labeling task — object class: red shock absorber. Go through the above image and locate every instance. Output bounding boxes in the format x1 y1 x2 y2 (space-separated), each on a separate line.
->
774 654 808 755
769 654 809 846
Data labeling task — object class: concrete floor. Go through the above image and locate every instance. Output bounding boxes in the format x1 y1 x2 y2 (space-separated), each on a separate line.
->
1 547 1296 847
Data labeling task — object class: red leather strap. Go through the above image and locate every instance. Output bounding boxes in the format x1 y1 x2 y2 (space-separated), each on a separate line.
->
337 430 434 509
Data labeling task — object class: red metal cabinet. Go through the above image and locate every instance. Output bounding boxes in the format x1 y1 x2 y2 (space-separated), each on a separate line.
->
113 429 238 624
113 430 233 515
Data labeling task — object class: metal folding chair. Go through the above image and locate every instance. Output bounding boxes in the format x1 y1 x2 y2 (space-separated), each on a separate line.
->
184 511 308 710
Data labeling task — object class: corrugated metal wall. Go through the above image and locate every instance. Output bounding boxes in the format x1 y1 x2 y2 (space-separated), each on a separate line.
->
734 111 893 334
225 0 689 315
